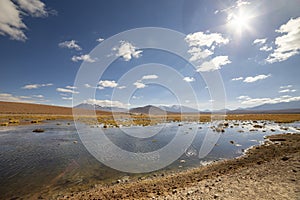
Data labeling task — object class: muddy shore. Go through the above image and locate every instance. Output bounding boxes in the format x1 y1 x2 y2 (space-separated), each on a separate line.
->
57 133 300 200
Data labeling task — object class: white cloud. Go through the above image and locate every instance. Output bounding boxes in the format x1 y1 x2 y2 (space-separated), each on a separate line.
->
62 97 73 100
0 0 48 41
0 93 37 103
84 83 91 88
197 56 231 72
84 83 104 90
131 75 158 89
59 40 82 51
0 93 22 102
214 0 251 14
71 54 95 63
231 77 244 81
237 95 250 100
215 0 251 22
259 45 272 52
266 17 300 63
16 0 48 17
215 1 250 19
279 89 296 93
185 32 230 71
280 85 292 89
253 38 272 52
183 77 195 82
238 95 300 105
113 41 142 61
141 74 158 80
243 74 271 83
187 47 214 62
133 81 146 89
253 38 267 45
98 80 118 88
236 0 251 7
132 95 142 100
56 88 79 94
185 32 229 48
32 94 44 98
96 37 104 42
19 96 32 99
84 98 128 108
22 83 53 89
66 85 77 89
117 86 126 89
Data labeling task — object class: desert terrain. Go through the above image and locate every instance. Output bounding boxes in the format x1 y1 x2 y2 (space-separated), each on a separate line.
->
0 101 299 199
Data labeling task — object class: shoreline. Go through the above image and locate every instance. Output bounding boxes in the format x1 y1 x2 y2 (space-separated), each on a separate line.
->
56 133 300 200
1 113 300 127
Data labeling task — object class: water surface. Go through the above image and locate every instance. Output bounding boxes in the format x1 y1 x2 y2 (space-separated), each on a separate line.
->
0 120 298 199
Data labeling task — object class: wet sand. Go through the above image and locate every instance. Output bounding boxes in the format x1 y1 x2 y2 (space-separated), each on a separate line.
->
59 133 300 200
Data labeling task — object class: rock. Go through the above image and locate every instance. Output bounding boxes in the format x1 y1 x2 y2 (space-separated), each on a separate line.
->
9 119 19 124
116 179 122 184
122 176 130 182
269 138 286 142
0 122 9 126
215 127 225 133
73 140 78 144
32 128 45 133
186 190 193 196
281 156 289 161
230 140 235 144
214 194 220 199
253 124 263 128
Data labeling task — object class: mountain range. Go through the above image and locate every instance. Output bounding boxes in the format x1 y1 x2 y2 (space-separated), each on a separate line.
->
75 100 300 114
74 103 127 112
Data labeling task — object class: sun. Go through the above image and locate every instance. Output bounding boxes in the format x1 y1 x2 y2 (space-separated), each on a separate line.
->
227 11 252 35
231 15 249 29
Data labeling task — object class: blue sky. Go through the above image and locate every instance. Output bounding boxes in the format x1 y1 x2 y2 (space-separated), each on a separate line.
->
0 0 299 110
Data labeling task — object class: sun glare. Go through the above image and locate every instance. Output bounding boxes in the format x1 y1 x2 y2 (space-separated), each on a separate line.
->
227 11 252 35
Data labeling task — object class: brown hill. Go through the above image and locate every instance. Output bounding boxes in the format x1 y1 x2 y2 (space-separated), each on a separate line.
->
0 101 112 115
0 101 73 115
129 105 167 115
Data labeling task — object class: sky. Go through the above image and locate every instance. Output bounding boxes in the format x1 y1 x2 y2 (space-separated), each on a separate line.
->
0 0 299 110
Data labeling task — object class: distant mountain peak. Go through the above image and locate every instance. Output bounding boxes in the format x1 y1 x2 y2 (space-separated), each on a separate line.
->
159 104 200 113
129 105 166 115
74 103 127 112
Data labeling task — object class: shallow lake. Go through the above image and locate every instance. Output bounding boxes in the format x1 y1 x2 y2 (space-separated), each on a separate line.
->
0 120 299 199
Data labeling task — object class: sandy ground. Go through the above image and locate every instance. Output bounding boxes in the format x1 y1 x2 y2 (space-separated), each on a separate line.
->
57 133 300 200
